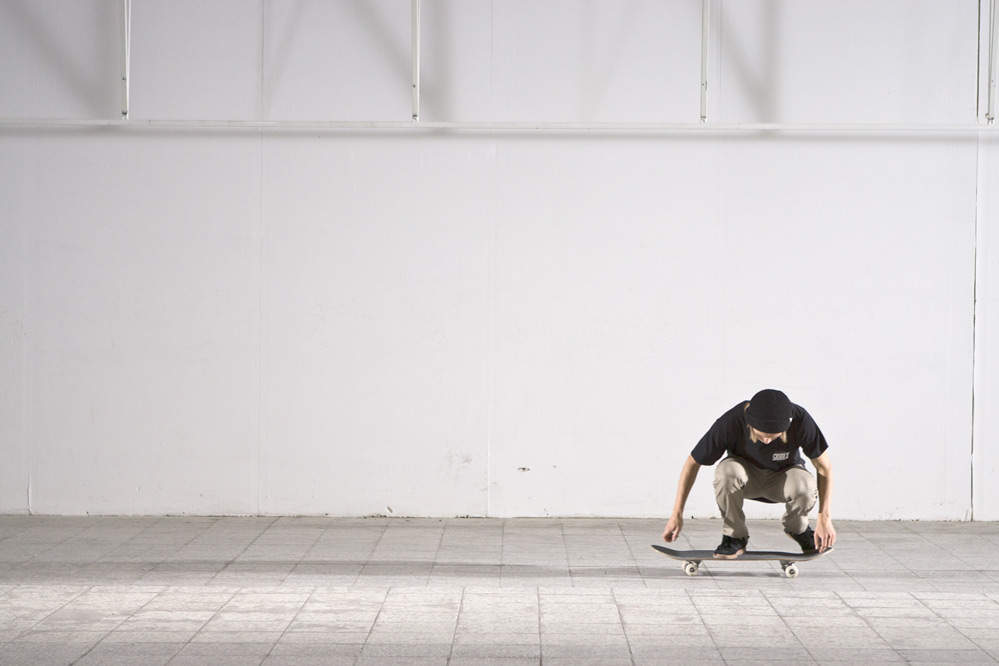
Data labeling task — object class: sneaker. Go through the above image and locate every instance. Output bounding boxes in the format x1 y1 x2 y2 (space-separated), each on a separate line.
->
786 526 818 554
713 535 749 559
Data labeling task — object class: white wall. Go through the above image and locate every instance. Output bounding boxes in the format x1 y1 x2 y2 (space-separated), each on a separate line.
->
0 0 995 519
976 134 999 521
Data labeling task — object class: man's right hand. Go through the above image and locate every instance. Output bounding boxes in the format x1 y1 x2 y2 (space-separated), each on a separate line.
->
662 515 683 542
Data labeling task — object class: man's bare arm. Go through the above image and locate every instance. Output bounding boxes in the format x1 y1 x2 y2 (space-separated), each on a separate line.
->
662 455 701 542
811 451 836 551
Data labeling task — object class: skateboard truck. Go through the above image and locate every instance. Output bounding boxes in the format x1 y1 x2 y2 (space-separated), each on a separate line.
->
679 557 797 577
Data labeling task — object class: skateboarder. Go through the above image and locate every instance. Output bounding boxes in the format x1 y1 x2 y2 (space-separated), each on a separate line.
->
661 389 836 559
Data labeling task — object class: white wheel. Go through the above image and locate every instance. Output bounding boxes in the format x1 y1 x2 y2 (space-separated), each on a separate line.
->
683 561 699 576
784 564 799 578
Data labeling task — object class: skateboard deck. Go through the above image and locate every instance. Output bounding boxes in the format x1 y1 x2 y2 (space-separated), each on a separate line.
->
651 544 832 578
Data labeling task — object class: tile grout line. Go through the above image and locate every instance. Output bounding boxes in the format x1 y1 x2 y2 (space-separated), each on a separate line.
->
499 518 507 587
685 588 725 665
15 584 91 648
616 520 646 589
915 593 997 659
163 587 241 665
24 518 96 574
357 520 391 584
445 586 466 666
65 587 149 666
536 586 543 664
359 587 391 656
430 518 449 587
761 588 819 665
204 517 280 586
559 522 572 586
833 589 908 662
259 586 313 664
610 587 637 666
142 517 218 587
91 581 174 659
280 518 328 586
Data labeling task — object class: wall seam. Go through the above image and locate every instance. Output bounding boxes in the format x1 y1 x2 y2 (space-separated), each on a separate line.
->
257 0 267 517
972 133 980 522
485 0 496 519
257 130 265 517
970 0 991 521
23 138 34 515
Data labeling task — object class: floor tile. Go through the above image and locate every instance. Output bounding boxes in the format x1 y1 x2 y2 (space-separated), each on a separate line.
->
1 517 998 665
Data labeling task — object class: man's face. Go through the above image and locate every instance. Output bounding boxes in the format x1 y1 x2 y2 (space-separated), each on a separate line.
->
750 427 784 444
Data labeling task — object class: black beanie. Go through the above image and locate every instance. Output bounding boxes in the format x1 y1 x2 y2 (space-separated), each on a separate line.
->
746 389 793 433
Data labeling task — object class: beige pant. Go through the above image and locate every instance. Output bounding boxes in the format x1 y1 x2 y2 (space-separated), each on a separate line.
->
713 457 818 538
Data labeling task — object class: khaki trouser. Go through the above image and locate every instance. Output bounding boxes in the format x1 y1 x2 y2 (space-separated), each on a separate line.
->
713 457 818 538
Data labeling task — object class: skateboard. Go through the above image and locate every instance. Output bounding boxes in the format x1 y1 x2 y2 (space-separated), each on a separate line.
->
651 544 832 578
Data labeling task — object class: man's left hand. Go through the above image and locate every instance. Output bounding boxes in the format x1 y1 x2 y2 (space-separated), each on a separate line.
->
815 515 836 552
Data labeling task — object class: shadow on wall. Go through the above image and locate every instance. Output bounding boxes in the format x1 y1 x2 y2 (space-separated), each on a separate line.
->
2 1 119 118
720 0 782 122
265 1 412 117
575 0 659 120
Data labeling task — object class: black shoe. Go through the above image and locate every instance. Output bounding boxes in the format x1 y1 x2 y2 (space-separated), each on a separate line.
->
714 535 749 559
786 526 818 554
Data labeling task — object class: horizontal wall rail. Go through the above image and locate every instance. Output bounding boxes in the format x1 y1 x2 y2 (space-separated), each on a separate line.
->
0 118 997 133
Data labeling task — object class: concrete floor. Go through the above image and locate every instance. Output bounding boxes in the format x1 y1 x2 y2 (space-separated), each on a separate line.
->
0 517 997 665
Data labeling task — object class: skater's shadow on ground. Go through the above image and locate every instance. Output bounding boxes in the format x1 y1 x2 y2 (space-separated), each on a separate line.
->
3 559 808 583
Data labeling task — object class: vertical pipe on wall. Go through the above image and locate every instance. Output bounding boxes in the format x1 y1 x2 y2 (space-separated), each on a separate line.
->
700 0 710 122
412 0 421 122
120 0 131 119
989 0 998 123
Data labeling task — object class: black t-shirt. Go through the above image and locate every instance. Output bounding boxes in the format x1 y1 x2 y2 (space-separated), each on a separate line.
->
690 401 829 472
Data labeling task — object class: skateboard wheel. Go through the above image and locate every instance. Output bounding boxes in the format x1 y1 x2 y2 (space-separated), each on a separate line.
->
784 564 799 578
683 561 699 576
